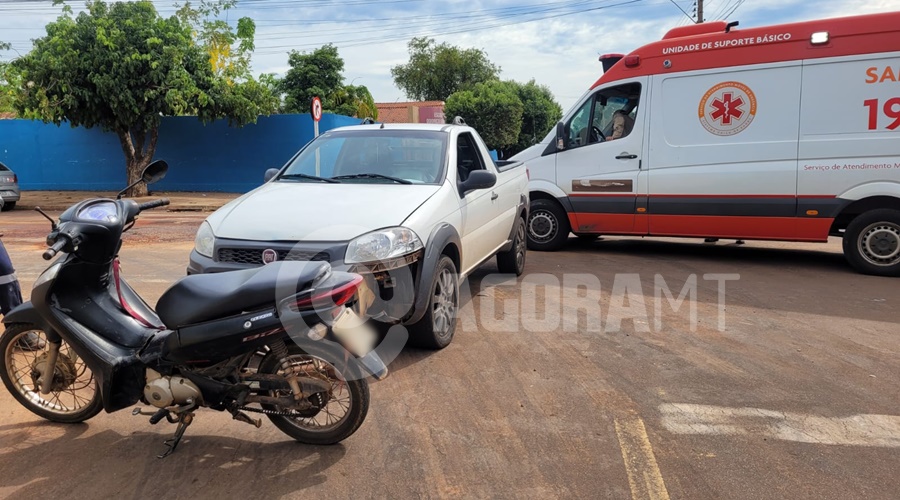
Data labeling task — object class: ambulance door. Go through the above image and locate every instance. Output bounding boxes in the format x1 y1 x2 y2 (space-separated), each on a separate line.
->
556 77 649 235
647 63 802 239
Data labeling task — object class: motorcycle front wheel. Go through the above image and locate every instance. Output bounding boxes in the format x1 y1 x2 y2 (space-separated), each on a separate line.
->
0 323 103 423
257 341 370 445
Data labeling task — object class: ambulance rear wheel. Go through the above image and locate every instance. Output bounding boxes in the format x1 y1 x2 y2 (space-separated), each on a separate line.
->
843 209 900 277
527 199 570 251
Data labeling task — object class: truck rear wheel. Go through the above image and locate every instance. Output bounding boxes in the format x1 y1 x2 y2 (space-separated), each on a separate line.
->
497 216 527 275
842 209 900 277
527 199 570 251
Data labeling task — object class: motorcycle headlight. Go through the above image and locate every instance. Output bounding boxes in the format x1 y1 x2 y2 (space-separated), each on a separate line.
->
345 227 423 265
194 221 216 258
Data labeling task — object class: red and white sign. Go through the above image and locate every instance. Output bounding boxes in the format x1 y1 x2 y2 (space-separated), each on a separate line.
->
310 96 323 122
698 81 757 136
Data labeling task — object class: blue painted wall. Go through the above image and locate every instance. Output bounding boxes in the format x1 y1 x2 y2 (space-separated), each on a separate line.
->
0 113 361 192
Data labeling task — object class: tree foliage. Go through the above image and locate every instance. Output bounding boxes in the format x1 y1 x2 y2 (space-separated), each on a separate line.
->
0 41 16 115
444 80 523 151
12 0 276 196
175 0 256 82
391 37 500 102
278 44 377 119
505 79 563 157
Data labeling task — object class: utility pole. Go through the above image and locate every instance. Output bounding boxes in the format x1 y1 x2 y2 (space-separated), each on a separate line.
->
696 0 704 23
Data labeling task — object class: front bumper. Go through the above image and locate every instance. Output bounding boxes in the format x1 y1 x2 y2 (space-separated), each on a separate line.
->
187 240 425 324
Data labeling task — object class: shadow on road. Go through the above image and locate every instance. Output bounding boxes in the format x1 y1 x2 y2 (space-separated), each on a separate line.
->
566 236 850 273
0 420 346 498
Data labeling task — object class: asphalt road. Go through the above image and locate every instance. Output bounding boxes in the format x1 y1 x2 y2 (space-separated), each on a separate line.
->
0 209 898 499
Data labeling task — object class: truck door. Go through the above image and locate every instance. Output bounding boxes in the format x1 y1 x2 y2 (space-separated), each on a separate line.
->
456 131 506 273
557 78 648 235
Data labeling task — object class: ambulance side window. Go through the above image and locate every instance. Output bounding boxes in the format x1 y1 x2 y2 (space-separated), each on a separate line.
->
566 99 594 148
565 82 641 148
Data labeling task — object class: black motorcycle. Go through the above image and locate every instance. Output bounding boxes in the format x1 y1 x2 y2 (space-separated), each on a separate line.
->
0 160 387 458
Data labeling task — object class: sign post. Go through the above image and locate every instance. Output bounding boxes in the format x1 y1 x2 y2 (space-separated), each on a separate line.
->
311 96 323 175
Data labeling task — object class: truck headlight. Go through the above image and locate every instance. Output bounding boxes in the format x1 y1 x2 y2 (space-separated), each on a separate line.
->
194 221 216 258
345 227 423 265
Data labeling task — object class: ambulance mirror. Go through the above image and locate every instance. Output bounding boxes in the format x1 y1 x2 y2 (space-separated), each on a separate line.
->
555 122 567 151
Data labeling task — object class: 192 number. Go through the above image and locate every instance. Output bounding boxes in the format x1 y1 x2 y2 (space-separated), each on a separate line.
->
864 98 900 130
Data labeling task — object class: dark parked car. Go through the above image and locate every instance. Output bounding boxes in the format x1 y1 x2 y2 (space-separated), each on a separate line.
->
0 161 20 211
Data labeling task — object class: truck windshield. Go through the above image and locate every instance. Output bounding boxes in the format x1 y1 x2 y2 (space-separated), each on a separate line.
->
279 129 448 184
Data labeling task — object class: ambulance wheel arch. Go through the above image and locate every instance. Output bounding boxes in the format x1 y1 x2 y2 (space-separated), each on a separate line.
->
832 196 900 277
526 190 573 251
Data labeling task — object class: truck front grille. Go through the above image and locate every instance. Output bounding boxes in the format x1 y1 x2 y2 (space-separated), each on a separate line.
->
217 248 331 265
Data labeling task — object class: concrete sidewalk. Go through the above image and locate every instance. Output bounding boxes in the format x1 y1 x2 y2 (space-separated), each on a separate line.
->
13 190 240 212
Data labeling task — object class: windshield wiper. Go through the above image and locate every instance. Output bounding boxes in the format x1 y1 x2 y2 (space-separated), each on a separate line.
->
331 173 412 184
279 173 341 183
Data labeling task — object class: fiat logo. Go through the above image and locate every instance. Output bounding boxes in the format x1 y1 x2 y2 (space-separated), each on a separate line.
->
261 249 278 265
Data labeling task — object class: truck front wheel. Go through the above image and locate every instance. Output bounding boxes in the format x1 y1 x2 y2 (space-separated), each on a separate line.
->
527 199 570 251
842 208 900 277
407 255 459 349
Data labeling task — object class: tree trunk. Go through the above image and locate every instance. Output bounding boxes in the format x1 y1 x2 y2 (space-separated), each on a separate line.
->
116 125 160 198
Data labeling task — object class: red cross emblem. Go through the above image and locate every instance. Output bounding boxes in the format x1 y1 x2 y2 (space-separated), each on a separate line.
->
710 92 744 125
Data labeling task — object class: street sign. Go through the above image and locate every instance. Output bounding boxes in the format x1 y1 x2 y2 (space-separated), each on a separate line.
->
310 96 323 122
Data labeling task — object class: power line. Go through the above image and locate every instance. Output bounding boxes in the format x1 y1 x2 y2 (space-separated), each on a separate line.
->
667 0 695 22
253 0 651 54
723 0 745 19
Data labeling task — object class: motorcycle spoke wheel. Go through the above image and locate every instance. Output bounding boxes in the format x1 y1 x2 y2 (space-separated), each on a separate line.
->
258 342 370 445
0 324 103 423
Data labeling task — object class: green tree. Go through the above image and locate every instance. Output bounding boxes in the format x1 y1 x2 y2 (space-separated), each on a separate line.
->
279 44 345 114
175 0 256 82
13 0 276 196
330 84 378 120
0 41 18 115
505 79 562 157
391 37 500 102
444 80 523 151
278 44 378 119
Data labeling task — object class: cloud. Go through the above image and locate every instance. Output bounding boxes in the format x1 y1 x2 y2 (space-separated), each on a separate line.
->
4 0 900 113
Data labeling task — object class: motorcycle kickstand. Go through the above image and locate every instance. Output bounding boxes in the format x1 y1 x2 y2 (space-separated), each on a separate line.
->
157 411 195 459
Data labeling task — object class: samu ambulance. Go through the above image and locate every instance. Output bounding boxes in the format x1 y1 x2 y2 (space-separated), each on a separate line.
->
513 11 900 276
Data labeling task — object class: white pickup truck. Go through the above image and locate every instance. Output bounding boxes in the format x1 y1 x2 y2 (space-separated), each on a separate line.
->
189 120 529 349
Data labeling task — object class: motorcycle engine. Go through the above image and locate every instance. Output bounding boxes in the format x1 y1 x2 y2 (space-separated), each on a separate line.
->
144 368 202 408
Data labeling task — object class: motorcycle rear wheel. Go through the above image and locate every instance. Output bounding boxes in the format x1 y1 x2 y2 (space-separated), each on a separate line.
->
257 341 370 445
0 323 103 423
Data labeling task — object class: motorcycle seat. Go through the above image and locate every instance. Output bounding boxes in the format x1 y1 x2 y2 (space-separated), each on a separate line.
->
156 261 331 328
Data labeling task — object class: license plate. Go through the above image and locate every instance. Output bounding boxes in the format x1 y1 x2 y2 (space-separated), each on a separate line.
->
331 308 377 357
0 191 15 197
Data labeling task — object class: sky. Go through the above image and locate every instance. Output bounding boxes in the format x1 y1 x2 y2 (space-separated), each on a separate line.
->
2 0 900 111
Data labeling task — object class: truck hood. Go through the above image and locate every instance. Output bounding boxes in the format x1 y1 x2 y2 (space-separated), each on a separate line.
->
207 181 440 241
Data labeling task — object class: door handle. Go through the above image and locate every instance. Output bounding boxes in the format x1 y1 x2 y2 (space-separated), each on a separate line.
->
491 192 499 201
616 153 638 160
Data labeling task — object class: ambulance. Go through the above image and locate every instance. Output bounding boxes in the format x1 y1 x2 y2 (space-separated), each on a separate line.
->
513 12 900 276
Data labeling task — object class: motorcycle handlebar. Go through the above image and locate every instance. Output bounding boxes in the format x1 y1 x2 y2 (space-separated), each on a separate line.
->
43 238 67 261
138 198 170 212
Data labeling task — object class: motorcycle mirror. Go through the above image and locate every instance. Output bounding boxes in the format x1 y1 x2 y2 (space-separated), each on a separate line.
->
142 160 169 185
117 159 169 199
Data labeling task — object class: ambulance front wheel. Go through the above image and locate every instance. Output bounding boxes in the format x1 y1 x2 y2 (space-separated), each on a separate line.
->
843 208 900 277
527 199 570 251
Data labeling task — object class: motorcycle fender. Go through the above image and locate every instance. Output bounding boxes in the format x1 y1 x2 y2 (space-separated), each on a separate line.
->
2 301 61 343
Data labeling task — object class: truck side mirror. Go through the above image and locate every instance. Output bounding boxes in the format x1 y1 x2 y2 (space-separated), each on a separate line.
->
459 170 496 196
264 168 280 183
